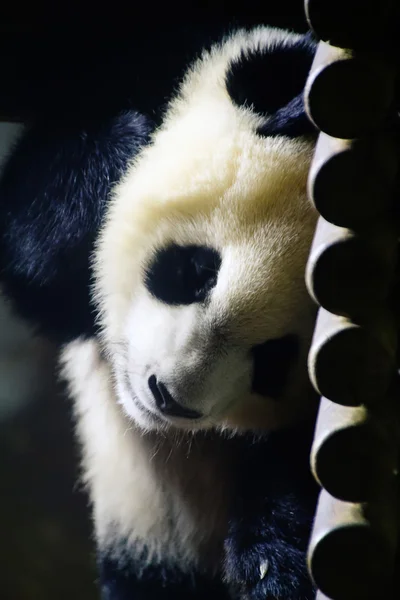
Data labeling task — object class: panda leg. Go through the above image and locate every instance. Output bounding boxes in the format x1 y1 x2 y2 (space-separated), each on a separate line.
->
224 428 319 600
98 551 231 600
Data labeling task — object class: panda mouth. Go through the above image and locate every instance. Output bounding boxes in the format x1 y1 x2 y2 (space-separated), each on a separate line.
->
251 334 300 399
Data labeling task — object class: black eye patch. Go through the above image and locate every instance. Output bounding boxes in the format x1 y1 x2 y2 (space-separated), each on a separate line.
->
144 244 222 305
251 334 300 399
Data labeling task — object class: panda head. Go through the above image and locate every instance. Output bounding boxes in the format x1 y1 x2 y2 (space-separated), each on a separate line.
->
94 27 319 434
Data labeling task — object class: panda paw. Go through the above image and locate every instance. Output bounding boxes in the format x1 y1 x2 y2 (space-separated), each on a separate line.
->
224 536 315 600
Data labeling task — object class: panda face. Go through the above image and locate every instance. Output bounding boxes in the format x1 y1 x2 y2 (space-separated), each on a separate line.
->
94 27 319 433
115 202 317 433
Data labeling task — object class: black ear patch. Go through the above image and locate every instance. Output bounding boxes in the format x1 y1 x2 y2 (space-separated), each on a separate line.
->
226 35 317 138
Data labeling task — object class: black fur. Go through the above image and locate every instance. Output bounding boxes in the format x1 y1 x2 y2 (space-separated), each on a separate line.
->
226 34 317 138
145 244 222 306
251 334 300 399
97 424 318 600
0 111 153 343
225 424 318 600
99 550 231 600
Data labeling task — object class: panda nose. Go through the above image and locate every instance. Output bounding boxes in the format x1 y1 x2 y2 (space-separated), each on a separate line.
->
147 375 202 419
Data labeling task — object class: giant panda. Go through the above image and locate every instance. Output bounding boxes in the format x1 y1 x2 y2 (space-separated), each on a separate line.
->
0 26 321 600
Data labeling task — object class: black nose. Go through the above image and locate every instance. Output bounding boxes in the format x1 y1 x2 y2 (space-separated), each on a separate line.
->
251 334 300 399
148 375 202 419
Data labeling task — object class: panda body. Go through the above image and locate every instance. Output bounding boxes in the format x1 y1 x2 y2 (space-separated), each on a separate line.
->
61 337 317 600
0 26 320 600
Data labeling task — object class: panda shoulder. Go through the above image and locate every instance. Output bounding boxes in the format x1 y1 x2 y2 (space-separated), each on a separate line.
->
0 111 153 343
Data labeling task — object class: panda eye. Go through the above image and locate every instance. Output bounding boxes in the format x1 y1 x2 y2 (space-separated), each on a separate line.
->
145 244 222 305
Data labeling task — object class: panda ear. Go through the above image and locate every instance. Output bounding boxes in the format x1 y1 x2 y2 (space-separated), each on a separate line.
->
225 33 317 137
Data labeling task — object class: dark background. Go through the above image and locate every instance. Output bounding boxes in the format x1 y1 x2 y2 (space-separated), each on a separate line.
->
0 2 309 121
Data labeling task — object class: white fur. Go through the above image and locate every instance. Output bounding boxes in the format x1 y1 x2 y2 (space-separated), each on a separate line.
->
61 337 233 570
61 26 319 567
92 26 318 433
